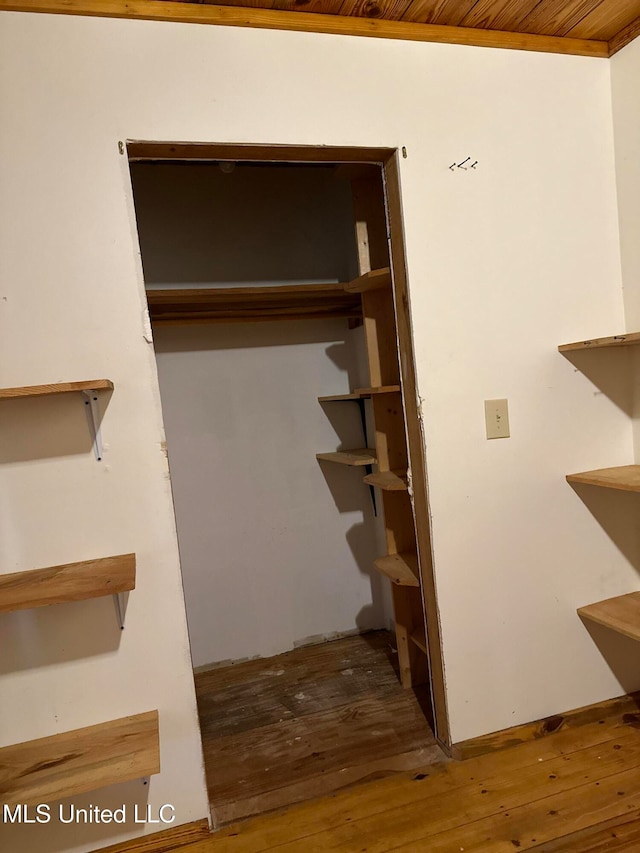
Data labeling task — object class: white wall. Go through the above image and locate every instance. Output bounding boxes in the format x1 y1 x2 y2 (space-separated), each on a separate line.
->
154 321 389 666
611 38 640 461
129 161 389 667
0 12 632 850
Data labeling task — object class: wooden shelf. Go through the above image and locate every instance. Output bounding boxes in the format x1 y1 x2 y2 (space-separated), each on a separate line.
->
373 553 419 587
0 380 113 400
559 332 640 353
578 592 640 642
146 283 362 325
344 267 391 293
318 384 400 403
363 470 408 491
410 625 428 654
0 711 160 807
0 554 136 614
316 449 377 466
566 465 640 492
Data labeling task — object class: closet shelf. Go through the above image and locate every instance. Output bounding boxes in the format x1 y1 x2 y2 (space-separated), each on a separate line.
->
0 711 160 807
578 592 640 642
316 449 377 466
373 553 420 587
318 385 401 403
0 554 136 614
363 470 408 491
146 283 362 325
0 380 113 400
566 465 640 492
558 332 640 352
344 267 391 293
410 625 428 654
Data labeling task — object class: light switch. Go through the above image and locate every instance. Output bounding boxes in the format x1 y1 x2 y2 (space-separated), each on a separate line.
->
485 399 510 439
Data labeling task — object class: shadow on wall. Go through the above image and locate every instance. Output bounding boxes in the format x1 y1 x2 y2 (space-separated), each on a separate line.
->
152 320 349 353
0 778 152 852
325 340 364 392
0 392 112 464
571 484 640 694
0 597 124 675
569 484 640 571
560 348 635 415
347 522 389 629
578 620 640 698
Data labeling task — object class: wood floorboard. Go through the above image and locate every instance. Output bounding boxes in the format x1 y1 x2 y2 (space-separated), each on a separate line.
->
195 632 406 739
178 707 640 853
195 631 441 825
191 634 640 851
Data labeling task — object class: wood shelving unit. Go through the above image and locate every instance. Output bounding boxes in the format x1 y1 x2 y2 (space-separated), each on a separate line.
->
561 331 640 655
363 470 408 491
578 592 640 642
146 283 362 325
316 449 377 466
559 331 640 352
343 267 391 293
0 554 136 614
0 711 160 807
0 380 113 400
373 553 420 587
566 465 640 492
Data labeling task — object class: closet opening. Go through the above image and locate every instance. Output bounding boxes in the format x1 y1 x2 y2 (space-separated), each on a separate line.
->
127 142 449 825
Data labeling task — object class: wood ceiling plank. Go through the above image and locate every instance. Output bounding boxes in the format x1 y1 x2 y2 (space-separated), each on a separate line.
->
338 0 411 21
566 0 640 40
459 0 538 31
0 0 610 56
399 0 479 26
609 14 640 54
518 0 603 36
208 0 347 14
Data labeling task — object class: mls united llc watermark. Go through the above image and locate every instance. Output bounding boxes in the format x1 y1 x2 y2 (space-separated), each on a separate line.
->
3 804 176 825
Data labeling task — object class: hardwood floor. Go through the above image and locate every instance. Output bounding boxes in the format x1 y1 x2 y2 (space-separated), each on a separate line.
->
176 690 640 852
194 630 443 825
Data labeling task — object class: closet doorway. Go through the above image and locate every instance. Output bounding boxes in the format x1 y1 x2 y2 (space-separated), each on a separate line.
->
127 143 448 825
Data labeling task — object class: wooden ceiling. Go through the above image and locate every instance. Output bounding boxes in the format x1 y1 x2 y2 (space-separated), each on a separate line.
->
3 0 640 56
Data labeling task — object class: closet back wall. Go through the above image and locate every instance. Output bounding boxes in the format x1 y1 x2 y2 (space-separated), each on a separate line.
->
131 164 390 666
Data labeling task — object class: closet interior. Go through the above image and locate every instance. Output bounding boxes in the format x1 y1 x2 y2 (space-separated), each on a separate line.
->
128 151 444 824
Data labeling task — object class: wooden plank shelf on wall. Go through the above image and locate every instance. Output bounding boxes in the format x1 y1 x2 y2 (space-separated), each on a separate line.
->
343 267 391 293
566 465 640 492
578 592 640 642
146 284 362 325
0 380 113 400
316 449 377 466
0 554 136 614
559 332 640 352
318 385 400 403
373 553 420 587
363 470 408 491
0 711 160 807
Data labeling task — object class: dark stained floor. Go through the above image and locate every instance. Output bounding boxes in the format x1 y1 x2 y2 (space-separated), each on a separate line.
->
194 630 444 825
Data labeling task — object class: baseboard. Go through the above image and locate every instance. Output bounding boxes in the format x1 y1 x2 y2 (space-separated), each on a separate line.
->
451 691 640 761
93 819 211 853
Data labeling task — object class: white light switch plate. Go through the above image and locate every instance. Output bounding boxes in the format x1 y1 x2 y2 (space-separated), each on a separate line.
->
485 399 510 439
